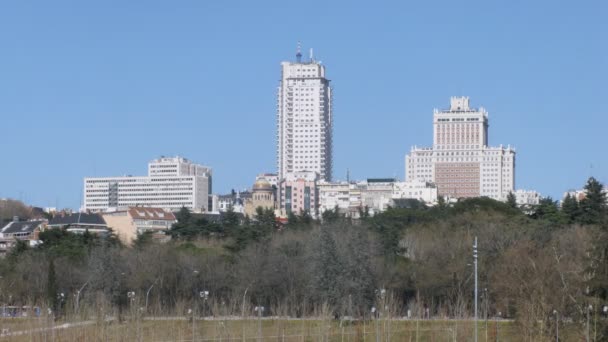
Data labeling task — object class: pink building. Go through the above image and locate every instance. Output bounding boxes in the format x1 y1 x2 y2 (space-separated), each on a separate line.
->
279 171 319 218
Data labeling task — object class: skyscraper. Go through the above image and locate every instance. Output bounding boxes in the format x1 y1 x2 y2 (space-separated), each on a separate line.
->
277 44 333 182
406 97 515 200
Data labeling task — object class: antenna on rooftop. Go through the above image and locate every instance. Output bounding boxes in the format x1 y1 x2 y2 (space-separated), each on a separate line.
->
296 41 302 63
309 48 314 62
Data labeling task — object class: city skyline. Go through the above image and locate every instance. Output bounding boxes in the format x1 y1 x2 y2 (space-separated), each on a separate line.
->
0 1 606 209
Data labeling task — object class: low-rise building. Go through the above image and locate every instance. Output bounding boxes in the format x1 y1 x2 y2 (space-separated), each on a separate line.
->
360 179 396 216
514 189 541 206
245 178 277 218
103 207 176 246
217 191 251 214
0 218 45 256
392 180 438 205
318 179 438 219
47 213 108 235
84 156 212 212
279 171 319 218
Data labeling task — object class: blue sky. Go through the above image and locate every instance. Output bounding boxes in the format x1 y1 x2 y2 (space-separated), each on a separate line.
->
0 0 606 209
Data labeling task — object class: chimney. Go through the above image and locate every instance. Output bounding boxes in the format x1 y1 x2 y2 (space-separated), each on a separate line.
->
13 216 19 222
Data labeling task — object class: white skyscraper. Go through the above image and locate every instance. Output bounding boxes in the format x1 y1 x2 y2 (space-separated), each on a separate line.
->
277 44 333 182
406 97 515 200
83 156 212 212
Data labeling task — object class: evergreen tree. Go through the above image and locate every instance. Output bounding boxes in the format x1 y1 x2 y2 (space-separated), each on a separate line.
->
47 259 58 312
175 206 191 223
314 227 343 311
579 177 607 225
507 192 517 208
321 206 342 224
561 193 580 223
133 231 155 250
437 195 447 209
221 205 240 232
533 197 565 225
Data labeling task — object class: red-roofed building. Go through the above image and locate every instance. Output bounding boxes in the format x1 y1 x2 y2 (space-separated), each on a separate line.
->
103 207 176 246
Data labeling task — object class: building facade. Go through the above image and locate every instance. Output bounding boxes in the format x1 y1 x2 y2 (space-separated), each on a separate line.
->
244 177 277 218
279 171 319 218
405 97 515 201
277 45 333 182
514 189 541 206
317 179 438 218
84 156 212 212
0 218 45 256
103 207 176 246
48 212 108 234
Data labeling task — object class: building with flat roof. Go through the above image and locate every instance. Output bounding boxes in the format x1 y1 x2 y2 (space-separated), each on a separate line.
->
406 97 515 201
83 156 212 212
277 44 333 182
279 171 320 218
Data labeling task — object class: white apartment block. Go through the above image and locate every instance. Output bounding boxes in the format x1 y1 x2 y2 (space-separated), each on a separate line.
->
393 179 438 204
84 156 212 212
277 45 333 182
406 97 515 201
514 189 541 206
318 179 438 218
318 181 362 215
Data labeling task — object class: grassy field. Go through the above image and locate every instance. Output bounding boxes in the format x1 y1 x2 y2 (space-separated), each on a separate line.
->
0 317 585 341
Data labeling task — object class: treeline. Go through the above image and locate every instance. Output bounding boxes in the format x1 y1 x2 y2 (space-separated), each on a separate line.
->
0 177 607 340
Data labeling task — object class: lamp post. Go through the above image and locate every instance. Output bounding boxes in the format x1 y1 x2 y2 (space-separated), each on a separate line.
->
484 288 488 342
145 277 160 314
74 279 90 314
474 237 478 342
200 291 209 317
371 307 379 342
254 306 265 342
553 310 559 342
192 270 199 342
586 305 592 342
495 311 501 342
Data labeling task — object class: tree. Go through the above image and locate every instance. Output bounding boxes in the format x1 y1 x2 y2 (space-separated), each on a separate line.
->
47 259 58 312
579 177 607 225
321 206 342 224
507 192 517 209
221 205 240 233
133 231 155 250
533 197 565 224
175 206 191 224
437 195 447 209
561 193 580 223
313 227 344 312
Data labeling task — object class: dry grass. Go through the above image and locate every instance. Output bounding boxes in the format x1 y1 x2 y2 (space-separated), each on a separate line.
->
1 316 586 342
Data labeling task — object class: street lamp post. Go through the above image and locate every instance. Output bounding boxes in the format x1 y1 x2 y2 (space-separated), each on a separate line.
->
586 305 592 342
484 288 488 342
254 306 265 342
495 311 501 342
556 310 560 341
474 237 478 342
371 307 379 342
192 270 199 342
74 279 90 314
145 277 160 314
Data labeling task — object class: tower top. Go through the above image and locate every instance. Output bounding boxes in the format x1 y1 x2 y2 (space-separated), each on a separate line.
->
296 41 302 63
450 96 470 111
